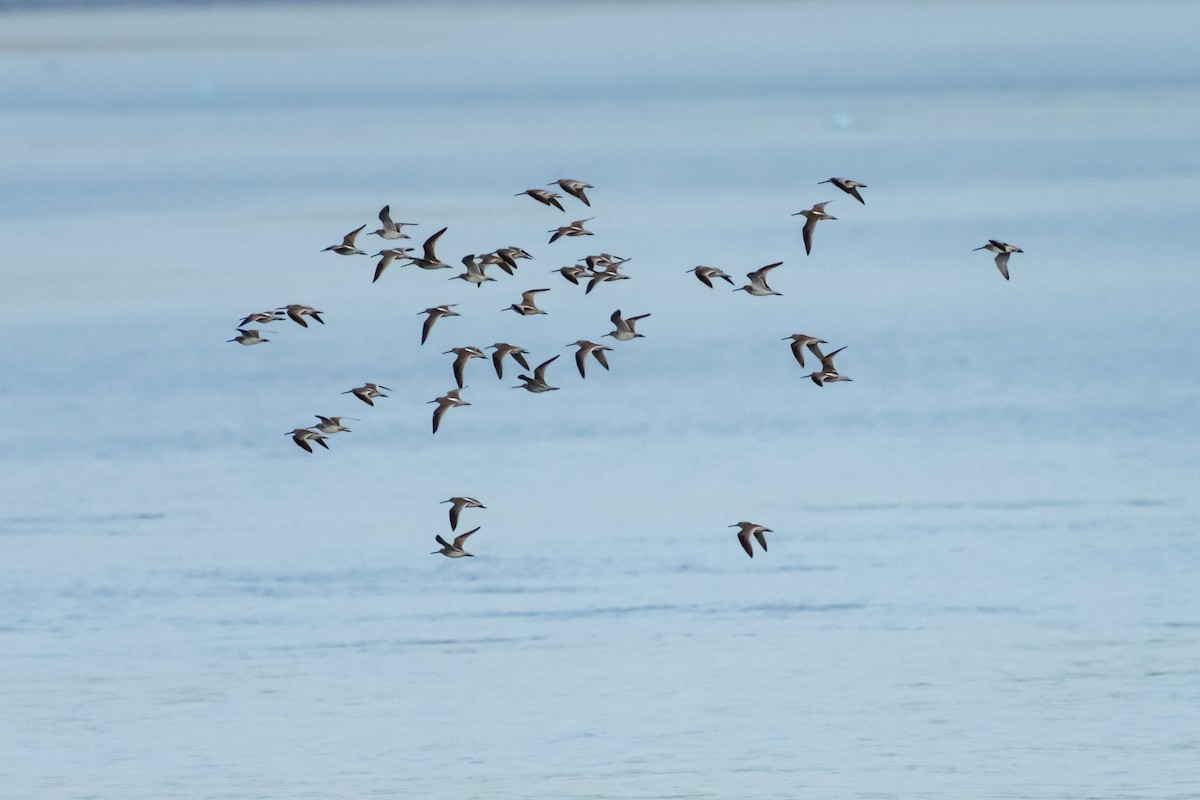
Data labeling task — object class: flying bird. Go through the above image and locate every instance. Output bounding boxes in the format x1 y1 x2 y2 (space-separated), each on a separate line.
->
419 304 460 345
687 266 735 288
429 388 470 434
441 496 486 531
342 383 391 406
514 354 561 393
408 227 451 270
321 224 368 256
431 527 480 558
605 309 650 341
550 178 593 206
791 202 837 255
368 205 417 240
548 218 595 244
782 334 828 368
503 288 551 316
973 240 1024 281
568 340 612 378
488 343 531 379
734 262 784 296
818 177 867 204
730 521 772 558
443 346 487 389
228 328 268 346
286 427 329 453
517 188 565 211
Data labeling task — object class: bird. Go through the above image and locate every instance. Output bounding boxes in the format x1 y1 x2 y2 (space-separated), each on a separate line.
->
287 427 329 453
277 304 324 327
687 266 735 288
734 262 784 296
429 388 470 434
585 269 630 295
503 288 551 316
554 265 591 285
488 343 531 379
237 310 283 326
548 218 595 244
321 224 368 256
818 177 867 205
490 246 533 275
568 340 612 378
370 247 413 283
730 521 772 558
228 329 268 346
408 227 451 270
516 188 565 211
342 383 391 406
791 202 837 255
801 345 851 385
443 346 487 389
431 527 480 558
605 309 650 341
419 304 460 345
782 334 828 368
441 496 486 531
451 254 497 287
973 240 1024 281
368 205 417 240
514 354 561 393
550 179 593 206
313 415 356 434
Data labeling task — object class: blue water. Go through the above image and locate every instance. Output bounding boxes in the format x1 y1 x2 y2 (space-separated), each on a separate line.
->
2 2 1199 798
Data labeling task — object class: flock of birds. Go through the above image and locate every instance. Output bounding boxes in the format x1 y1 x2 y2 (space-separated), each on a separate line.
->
228 175 1024 559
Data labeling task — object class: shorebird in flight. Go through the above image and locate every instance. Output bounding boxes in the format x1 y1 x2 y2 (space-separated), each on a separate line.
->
287 427 329 453
801 345 851 386
342 383 391 406
731 521 772 558
818 177 867 205
605 309 650 341
488 343 531 379
441 496 486 531
554 265 591 285
550 178 593 206
687 266 735 288
973 240 1024 281
370 247 413 283
419 304 460 345
409 227 452 270
735 262 784 296
313 415 356 434
322 224 368 256
782 334 828 368
444 346 487 389
514 355 561 393
237 310 284 326
517 188 565 211
548 218 595 244
452 254 497 287
791 201 837 255
568 340 612 378
431 527 480 558
368 205 417 240
228 328 269 346
504 288 551 316
277 304 324 327
429 388 470 434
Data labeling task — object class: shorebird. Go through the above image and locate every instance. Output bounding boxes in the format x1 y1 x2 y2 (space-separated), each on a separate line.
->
228 328 268 345
491 246 533 275
548 218 595 244
782 334 828 368
568 340 612 378
818 177 867 205
409 227 451 270
287 427 329 453
488 343 531 379
517 188 565 211
550 179 593 206
419 304 460 345
431 527 479 558
441 496 486 531
687 266 735 288
730 521 772 558
555 265 591 285
585 269 629 294
238 310 284 326
342 383 391 406
514 354 561 393
605 309 650 341
322 224 368 256
368 205 417 240
734 262 784 296
429 388 470 434
503 288 551 316
451 254 497 287
277 304 324 327
791 201 837 255
444 346 487 389
313 415 356 434
973 240 1024 281
371 247 413 283
801 345 851 385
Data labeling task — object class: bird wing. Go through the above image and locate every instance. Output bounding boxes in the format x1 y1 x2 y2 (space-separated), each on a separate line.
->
435 534 453 549
790 341 806 367
753 529 768 552
575 347 588 378
995 252 1011 280
802 217 816 255
592 348 610 371
423 227 447 261
379 205 396 230
420 313 436 345
534 354 560 382
847 186 865 204
694 269 714 288
452 354 466 389
292 433 314 453
453 527 479 549
738 530 754 558
448 502 461 531
432 402 446 433
511 350 530 370
343 224 365 247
